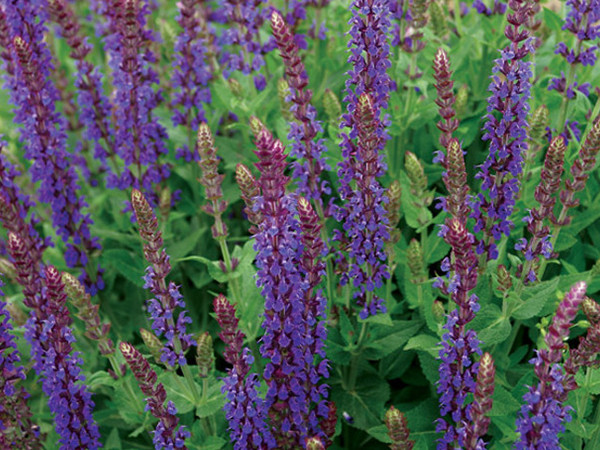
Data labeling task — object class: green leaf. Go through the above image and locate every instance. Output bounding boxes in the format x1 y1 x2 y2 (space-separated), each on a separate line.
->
511 277 560 320
472 305 511 346
364 320 422 359
405 334 439 358
555 233 579 252
194 379 226 418
366 424 392 444
100 249 146 288
331 370 391 430
105 428 122 450
159 372 198 415
489 385 520 416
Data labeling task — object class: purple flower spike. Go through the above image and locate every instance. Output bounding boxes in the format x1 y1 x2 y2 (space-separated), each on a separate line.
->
0 276 42 449
132 190 195 368
27 266 102 450
471 0 533 261
102 0 170 203
515 281 587 450
436 218 483 450
214 294 273 450
172 0 213 162
120 342 190 450
271 11 330 212
2 1 102 293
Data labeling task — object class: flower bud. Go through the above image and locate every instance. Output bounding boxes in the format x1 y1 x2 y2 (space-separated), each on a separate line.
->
306 437 325 450
529 105 549 143
159 185 171 223
249 115 266 138
323 88 342 125
228 78 243 98
6 302 27 327
432 300 445 324
407 239 426 283
196 332 214 378
455 85 468 118
385 406 414 450
140 328 164 364
277 78 293 121
497 264 512 292
583 297 600 324
430 1 448 38
405 151 427 195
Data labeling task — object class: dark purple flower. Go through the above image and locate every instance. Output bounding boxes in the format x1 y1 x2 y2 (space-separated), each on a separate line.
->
214 295 273 450
271 11 330 212
472 0 507 16
132 190 195 368
515 281 587 449
471 0 533 261
172 0 213 162
25 266 101 449
1 1 102 293
102 0 170 203
120 342 191 450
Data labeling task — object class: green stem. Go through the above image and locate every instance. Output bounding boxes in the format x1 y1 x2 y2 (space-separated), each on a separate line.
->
348 321 369 392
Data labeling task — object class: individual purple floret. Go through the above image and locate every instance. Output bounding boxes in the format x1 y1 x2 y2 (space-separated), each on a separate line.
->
514 281 587 449
2 1 102 293
171 0 213 162
271 11 330 213
471 0 533 262
26 266 102 450
219 0 274 90
102 0 170 204
214 294 273 450
334 0 392 319
131 189 195 368
436 218 483 450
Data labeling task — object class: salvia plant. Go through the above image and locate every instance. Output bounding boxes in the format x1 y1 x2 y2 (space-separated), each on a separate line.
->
2 0 600 449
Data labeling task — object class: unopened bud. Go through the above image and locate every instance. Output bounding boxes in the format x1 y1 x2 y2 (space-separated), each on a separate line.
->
249 115 266 138
6 302 27 327
228 78 243 98
63 272 88 308
407 239 426 283
497 264 512 292
0 258 16 281
455 85 468 118
140 328 163 364
323 89 342 125
529 105 549 143
306 437 325 450
430 1 448 38
385 406 415 450
405 151 427 195
159 185 171 222
583 297 600 324
196 332 214 378
432 300 445 324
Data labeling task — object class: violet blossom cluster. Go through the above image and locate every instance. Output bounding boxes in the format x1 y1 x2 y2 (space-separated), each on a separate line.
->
120 342 190 450
334 0 392 319
132 189 195 368
0 277 41 449
548 0 600 140
514 281 587 449
1 0 102 293
473 0 507 16
25 266 101 449
271 11 330 212
253 128 329 446
214 294 273 450
435 218 487 450
471 0 533 261
171 0 213 161
219 0 274 91
102 0 170 203
48 0 117 180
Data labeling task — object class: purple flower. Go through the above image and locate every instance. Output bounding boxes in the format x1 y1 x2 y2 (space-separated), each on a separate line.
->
471 0 533 261
218 0 273 90
102 0 170 203
171 0 213 162
515 281 587 449
25 266 101 449
436 219 483 449
472 0 507 16
334 0 392 319
271 12 330 212
120 342 191 450
1 1 102 293
132 190 195 368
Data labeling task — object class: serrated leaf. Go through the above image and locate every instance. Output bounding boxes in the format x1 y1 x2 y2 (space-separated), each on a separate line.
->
364 320 422 359
405 334 439 358
366 424 392 444
159 372 198 414
489 385 520 416
100 249 146 287
472 305 511 346
196 382 226 418
511 277 560 320
105 428 122 450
